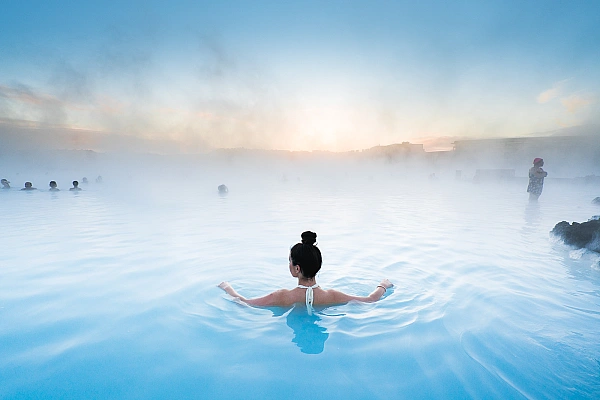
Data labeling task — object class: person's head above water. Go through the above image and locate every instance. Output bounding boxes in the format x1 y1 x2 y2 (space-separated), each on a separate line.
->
49 181 57 188
72 180 79 187
289 231 323 279
533 158 544 166
1 178 9 188
21 181 36 190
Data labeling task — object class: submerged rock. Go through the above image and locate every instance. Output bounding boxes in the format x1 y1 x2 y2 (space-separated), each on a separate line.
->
551 217 600 252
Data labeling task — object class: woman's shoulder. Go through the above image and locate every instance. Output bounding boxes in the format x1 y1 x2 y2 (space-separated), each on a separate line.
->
274 288 295 296
317 287 353 303
270 288 301 304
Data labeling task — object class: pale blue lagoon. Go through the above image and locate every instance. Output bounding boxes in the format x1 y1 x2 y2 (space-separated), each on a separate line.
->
1 173 599 399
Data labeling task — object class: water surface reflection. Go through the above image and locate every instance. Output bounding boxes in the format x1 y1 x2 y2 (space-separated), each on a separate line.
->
285 306 329 354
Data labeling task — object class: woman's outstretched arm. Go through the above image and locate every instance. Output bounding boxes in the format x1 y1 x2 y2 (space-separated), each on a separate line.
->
218 281 246 300
218 281 289 307
330 279 394 303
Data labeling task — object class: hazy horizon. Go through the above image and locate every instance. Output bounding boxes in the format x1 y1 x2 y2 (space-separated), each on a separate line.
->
1 118 598 156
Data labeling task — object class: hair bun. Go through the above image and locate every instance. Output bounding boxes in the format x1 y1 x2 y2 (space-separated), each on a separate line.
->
301 231 317 245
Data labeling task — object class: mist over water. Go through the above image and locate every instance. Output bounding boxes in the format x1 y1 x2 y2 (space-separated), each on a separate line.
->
1 154 600 399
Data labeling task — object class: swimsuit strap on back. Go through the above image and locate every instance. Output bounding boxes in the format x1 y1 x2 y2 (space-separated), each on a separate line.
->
297 283 319 315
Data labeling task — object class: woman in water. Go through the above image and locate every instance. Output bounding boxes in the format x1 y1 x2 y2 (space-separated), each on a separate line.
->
219 231 393 311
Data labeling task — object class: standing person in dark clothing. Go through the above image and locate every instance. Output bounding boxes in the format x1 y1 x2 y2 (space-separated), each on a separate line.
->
527 158 547 201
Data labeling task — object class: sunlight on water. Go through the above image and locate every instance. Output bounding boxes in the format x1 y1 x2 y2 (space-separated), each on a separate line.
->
1 175 600 399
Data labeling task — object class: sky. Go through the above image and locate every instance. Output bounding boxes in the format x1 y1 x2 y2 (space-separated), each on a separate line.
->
1 0 599 152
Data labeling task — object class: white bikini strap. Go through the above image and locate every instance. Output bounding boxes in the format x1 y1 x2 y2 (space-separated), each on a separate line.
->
297 283 319 315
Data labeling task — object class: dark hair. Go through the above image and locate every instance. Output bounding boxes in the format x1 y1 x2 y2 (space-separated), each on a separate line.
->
290 231 322 278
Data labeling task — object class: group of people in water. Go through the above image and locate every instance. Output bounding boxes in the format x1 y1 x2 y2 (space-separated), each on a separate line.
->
1 176 103 191
1 160 547 312
1 159 550 316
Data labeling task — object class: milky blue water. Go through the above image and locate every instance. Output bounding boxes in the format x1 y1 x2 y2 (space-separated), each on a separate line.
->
1 173 599 399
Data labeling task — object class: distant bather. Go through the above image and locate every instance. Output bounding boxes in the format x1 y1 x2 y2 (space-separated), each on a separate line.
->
70 181 82 191
1 178 10 189
49 181 60 191
21 182 37 191
218 184 229 195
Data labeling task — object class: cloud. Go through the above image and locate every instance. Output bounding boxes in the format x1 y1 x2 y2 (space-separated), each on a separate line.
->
0 84 68 125
536 79 572 104
537 87 560 103
560 94 595 113
0 84 59 106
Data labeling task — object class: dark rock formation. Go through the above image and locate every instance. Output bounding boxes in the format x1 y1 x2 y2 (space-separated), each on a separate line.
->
551 217 600 252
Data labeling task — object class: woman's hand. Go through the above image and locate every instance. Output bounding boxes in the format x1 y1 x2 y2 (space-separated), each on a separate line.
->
218 282 248 303
380 279 393 289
